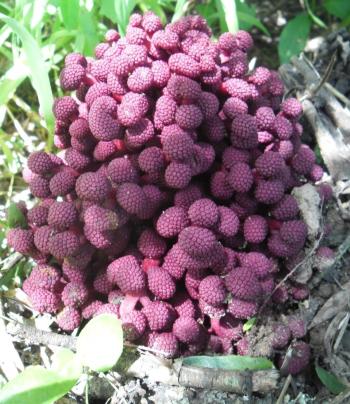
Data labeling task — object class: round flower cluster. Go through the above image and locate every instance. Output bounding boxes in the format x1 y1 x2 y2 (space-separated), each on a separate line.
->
7 12 330 373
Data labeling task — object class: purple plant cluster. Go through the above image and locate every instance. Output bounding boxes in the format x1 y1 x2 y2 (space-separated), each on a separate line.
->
7 12 333 373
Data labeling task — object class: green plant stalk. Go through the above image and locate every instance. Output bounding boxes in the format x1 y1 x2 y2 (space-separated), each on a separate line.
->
171 0 188 22
304 0 327 28
85 374 89 404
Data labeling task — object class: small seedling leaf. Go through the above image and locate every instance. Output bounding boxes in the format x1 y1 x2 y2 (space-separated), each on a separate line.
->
243 317 256 332
315 365 347 395
76 314 123 372
183 355 274 371
0 365 77 404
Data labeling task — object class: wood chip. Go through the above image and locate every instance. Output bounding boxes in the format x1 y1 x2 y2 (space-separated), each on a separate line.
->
292 184 321 240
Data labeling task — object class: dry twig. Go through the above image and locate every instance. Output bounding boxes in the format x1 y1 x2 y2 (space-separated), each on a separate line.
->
6 321 77 351
276 374 292 404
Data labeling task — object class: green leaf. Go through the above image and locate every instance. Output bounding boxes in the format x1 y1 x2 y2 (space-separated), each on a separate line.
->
237 11 270 36
218 0 239 33
278 13 311 64
243 317 256 332
59 0 80 30
324 0 350 19
0 13 54 149
51 348 83 380
7 203 27 229
0 365 78 404
100 0 118 24
76 314 123 372
78 8 99 56
214 0 228 33
315 365 348 395
171 0 188 23
183 355 274 371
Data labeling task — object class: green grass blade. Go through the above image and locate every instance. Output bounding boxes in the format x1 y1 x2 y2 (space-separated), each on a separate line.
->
0 13 54 150
78 8 100 56
237 11 270 36
171 0 188 22
30 0 49 31
217 0 239 33
214 0 228 33
0 2 12 14
0 26 12 49
114 0 137 36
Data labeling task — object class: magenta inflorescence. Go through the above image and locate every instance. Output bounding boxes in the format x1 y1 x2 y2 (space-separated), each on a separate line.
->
7 12 330 372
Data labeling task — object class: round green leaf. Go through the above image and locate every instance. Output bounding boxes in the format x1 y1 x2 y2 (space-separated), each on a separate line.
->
76 314 123 372
278 13 311 64
0 365 77 404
